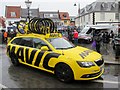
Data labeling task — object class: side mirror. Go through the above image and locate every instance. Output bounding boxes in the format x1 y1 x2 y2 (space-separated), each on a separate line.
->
41 46 49 51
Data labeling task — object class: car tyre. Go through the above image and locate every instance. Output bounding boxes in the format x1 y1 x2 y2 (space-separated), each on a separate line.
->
55 63 74 83
10 54 19 66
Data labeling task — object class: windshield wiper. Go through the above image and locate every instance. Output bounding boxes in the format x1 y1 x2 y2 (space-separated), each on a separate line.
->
56 48 66 50
66 47 74 49
56 46 75 50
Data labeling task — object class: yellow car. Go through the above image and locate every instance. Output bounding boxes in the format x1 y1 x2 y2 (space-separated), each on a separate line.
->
6 33 104 83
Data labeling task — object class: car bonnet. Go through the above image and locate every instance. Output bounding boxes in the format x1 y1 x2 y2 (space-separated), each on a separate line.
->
58 46 102 61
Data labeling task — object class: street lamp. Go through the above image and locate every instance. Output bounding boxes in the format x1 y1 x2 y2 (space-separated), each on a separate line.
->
74 3 80 30
25 0 32 21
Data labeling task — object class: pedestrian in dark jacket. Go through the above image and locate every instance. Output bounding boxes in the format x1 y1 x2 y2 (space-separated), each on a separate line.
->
102 31 110 44
1 30 5 44
102 31 110 54
109 30 114 44
68 30 73 42
95 34 102 53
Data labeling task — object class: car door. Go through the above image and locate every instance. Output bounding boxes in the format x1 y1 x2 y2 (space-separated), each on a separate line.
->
16 37 34 64
32 38 61 71
32 38 50 68
7 37 34 64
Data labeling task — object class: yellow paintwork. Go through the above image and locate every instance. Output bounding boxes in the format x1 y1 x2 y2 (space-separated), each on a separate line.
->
7 33 104 80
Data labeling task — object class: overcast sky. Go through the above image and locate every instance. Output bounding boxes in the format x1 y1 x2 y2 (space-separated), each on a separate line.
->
0 0 97 16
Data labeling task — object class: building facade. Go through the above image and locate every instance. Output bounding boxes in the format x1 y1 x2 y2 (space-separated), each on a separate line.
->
69 16 75 26
21 8 39 20
0 16 6 30
39 11 60 27
59 12 70 26
5 6 21 25
5 6 71 28
75 0 119 29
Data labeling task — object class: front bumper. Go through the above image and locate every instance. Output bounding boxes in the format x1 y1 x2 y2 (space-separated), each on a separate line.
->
73 58 104 81
78 38 93 43
81 68 103 79
74 67 104 80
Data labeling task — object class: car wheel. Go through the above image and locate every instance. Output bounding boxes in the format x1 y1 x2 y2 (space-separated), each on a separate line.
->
10 54 19 66
55 63 74 83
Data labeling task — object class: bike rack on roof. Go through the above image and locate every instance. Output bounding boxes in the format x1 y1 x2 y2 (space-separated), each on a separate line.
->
17 18 57 35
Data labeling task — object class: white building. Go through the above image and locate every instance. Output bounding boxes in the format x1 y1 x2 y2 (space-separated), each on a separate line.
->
75 0 120 29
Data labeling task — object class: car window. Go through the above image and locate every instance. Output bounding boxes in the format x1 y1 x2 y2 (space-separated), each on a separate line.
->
33 38 48 49
47 38 74 49
19 38 33 47
80 27 90 34
86 28 93 34
118 34 120 38
11 38 21 45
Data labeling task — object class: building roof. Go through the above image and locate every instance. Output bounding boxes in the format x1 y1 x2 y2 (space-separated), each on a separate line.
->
59 12 70 20
80 0 118 16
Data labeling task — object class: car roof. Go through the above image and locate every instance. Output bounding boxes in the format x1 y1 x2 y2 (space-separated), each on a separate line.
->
16 33 62 39
16 33 46 38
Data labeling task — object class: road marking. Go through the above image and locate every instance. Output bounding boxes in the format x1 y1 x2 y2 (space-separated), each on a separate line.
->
93 80 120 84
0 83 8 89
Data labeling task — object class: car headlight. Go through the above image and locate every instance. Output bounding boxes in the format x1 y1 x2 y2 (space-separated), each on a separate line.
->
77 61 95 68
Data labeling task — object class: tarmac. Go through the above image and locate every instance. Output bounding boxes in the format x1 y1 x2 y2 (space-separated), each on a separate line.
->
0 44 120 65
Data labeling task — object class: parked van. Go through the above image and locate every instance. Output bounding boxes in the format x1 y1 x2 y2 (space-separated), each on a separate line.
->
78 24 117 43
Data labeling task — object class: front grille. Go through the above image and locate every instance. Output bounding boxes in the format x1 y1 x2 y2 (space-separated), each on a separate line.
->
95 59 104 66
81 70 101 78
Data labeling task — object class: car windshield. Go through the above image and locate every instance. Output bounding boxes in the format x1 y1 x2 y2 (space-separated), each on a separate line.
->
80 27 90 34
47 38 75 49
118 34 120 38
115 34 120 38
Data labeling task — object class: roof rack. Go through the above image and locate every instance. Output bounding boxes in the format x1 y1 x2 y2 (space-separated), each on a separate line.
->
17 18 57 35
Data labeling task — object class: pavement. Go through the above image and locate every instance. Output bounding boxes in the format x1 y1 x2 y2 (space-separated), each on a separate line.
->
0 44 120 65
103 55 120 65
99 44 120 65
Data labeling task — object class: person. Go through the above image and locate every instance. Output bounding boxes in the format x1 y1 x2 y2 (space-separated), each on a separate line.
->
95 34 102 53
1 30 5 44
102 31 110 54
68 29 73 42
91 40 96 51
10 30 15 39
36 44 41 49
3 31 8 44
73 30 78 45
109 30 114 44
93 28 97 38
